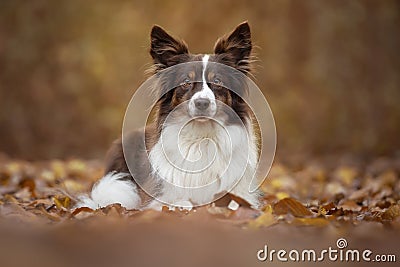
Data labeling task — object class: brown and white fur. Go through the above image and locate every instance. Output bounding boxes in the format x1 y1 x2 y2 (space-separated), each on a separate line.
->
77 22 262 210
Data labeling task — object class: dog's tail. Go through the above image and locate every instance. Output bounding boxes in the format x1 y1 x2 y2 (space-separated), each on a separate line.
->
75 171 141 210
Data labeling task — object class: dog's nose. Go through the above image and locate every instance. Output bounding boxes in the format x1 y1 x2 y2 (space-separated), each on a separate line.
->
194 98 210 110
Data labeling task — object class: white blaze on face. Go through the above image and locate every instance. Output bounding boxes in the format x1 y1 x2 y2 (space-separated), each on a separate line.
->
188 55 217 117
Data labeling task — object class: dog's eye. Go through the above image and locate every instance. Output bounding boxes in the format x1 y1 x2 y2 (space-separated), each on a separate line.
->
181 78 192 89
213 78 223 85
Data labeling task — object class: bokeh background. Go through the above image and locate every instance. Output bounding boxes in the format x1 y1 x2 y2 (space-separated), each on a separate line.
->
0 0 399 160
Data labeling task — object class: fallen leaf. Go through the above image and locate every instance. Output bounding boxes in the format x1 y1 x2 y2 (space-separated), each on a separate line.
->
53 195 71 209
62 179 86 192
325 182 346 196
382 204 400 221
248 205 276 228
40 170 56 183
70 206 95 220
19 178 36 198
38 206 61 222
50 160 66 179
276 192 290 200
273 198 313 217
339 200 361 212
67 159 87 177
334 166 358 186
349 188 369 201
14 188 32 201
319 202 336 216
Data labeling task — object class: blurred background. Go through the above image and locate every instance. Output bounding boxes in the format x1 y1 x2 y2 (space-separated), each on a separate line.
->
0 0 399 160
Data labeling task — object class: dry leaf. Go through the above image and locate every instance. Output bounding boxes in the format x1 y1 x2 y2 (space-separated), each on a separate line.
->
273 198 313 217
334 166 358 186
53 195 71 209
70 206 95 220
339 200 361 212
19 178 36 198
319 202 336 216
382 204 400 221
62 179 86 192
248 205 276 228
276 192 290 200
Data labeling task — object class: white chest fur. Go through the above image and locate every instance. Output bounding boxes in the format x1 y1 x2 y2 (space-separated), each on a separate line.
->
148 120 257 205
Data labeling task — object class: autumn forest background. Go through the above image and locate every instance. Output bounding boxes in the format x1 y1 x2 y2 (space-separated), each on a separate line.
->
1 0 399 160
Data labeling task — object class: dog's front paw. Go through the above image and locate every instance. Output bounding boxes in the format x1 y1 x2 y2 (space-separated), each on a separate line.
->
173 200 193 211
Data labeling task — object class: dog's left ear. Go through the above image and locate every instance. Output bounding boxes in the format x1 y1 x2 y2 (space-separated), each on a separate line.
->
150 25 189 69
214 22 252 73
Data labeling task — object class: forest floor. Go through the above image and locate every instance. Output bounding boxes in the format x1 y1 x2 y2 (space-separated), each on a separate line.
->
0 153 399 267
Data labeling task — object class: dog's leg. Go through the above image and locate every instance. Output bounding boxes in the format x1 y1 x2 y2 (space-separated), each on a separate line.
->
230 166 263 209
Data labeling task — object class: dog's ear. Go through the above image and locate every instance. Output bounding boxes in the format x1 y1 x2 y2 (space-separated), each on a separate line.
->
214 22 252 74
150 25 189 69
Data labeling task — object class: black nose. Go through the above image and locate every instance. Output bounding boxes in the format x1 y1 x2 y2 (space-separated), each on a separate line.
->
194 98 210 110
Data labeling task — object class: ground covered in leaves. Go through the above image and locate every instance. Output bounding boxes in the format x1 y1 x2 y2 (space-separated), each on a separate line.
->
0 154 399 266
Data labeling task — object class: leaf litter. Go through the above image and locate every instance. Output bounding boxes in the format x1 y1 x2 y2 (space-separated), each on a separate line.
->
0 155 399 229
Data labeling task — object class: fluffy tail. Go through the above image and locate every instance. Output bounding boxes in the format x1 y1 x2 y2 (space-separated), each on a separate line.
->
75 172 141 210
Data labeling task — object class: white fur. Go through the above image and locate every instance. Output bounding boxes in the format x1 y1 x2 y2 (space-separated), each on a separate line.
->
149 118 259 207
75 172 141 210
188 55 217 117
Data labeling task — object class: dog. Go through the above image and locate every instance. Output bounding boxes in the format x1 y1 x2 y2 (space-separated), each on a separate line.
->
77 22 262 211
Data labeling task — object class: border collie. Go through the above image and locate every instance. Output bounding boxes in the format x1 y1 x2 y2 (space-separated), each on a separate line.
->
77 22 262 210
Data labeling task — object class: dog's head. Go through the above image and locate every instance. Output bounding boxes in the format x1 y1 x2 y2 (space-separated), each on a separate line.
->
149 22 254 128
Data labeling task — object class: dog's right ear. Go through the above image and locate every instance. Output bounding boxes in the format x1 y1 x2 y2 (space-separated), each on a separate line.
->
150 25 189 69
